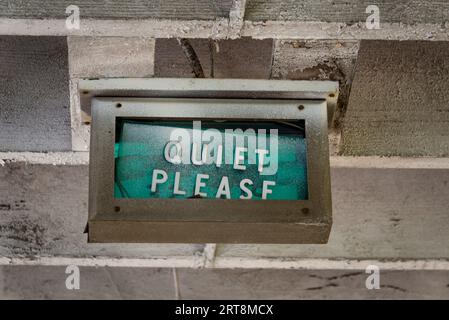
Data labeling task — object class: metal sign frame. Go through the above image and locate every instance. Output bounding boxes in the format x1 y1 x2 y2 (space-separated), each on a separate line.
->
79 78 338 126
84 79 337 244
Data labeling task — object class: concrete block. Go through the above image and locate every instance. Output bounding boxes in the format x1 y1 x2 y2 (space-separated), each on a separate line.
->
1 162 449 261
341 40 449 156
271 39 359 153
1 1 448 40
2 266 449 299
272 40 359 82
0 0 233 20
245 0 449 25
218 167 449 260
105 267 176 299
154 38 273 79
0 266 175 299
67 37 155 78
0 36 71 152
154 39 212 78
0 163 203 259
211 38 273 78
67 36 156 151
1 266 119 299
177 268 449 299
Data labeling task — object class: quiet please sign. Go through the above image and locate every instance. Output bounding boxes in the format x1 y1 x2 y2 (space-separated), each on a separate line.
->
84 78 334 243
114 120 308 201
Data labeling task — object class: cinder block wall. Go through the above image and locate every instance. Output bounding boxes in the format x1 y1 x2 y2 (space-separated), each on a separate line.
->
1 34 449 252
1 34 449 298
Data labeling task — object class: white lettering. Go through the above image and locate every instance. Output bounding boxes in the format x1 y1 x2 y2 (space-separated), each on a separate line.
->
151 169 168 192
239 179 253 199
194 174 209 197
234 147 247 170
262 181 276 199
255 149 269 173
216 176 231 199
173 171 186 195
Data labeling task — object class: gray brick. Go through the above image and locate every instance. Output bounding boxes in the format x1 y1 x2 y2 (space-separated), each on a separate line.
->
0 36 71 152
341 40 449 156
154 38 273 79
177 268 449 299
245 0 449 24
0 266 175 299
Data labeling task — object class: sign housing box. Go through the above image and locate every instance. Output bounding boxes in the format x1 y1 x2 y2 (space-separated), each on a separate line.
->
84 79 337 244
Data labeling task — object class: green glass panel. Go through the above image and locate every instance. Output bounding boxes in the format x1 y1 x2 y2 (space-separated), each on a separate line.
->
114 119 308 200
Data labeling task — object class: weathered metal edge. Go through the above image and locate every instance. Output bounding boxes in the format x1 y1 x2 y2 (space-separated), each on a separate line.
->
88 220 332 244
78 78 339 125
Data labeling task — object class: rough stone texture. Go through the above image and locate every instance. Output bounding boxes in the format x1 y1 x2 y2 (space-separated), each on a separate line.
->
0 17 233 39
1 162 449 260
2 266 449 299
272 39 359 133
1 1 448 40
68 37 155 78
154 38 273 79
69 79 90 151
272 40 359 82
341 40 449 156
242 20 449 42
0 36 71 152
0 266 175 299
67 36 156 151
177 269 449 299
211 38 273 78
218 167 449 260
245 0 449 24
3 0 447 25
154 39 213 78
0 163 203 259
0 0 233 19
